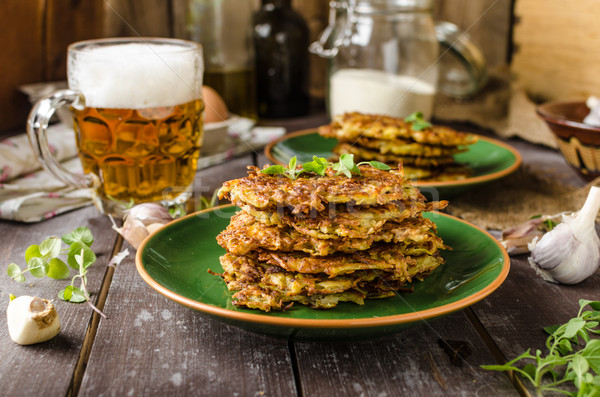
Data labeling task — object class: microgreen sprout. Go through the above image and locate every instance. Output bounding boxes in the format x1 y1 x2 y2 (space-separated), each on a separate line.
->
261 154 391 180
482 299 600 395
404 111 432 131
6 227 105 318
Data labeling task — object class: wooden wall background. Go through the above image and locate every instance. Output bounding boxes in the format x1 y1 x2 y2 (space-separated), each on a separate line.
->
2 0 597 134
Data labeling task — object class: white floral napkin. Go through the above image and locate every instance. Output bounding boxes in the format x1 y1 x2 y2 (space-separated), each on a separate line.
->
0 124 92 222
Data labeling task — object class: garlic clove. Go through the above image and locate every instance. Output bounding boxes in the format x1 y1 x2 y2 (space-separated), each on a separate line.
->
118 218 151 250
124 203 173 226
112 203 173 249
7 295 61 345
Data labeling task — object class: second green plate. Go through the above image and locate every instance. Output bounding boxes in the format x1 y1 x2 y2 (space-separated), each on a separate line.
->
265 129 522 199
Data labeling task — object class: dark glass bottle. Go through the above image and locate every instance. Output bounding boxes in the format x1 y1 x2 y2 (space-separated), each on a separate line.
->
253 0 310 118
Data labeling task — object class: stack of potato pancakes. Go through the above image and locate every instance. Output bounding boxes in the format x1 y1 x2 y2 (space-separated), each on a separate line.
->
319 112 478 181
214 163 448 312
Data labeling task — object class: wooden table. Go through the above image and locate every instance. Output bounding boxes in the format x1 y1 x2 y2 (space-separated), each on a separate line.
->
1 115 598 397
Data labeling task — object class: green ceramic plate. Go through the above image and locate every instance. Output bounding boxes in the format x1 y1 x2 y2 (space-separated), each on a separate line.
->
265 129 522 199
136 205 510 341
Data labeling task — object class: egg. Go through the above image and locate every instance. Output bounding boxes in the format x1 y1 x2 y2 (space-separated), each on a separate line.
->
202 86 229 123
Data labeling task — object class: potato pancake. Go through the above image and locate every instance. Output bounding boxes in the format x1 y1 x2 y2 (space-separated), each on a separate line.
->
319 112 477 146
217 211 445 256
213 159 448 312
217 254 419 311
218 165 423 213
255 246 444 278
355 137 466 157
240 200 447 239
333 142 457 167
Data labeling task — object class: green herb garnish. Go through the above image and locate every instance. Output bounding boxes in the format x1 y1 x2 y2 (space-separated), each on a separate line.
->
530 214 560 232
482 299 600 395
7 227 105 317
404 111 432 131
261 154 391 180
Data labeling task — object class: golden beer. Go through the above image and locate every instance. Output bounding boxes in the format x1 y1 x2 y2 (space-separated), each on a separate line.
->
27 38 205 215
72 99 204 205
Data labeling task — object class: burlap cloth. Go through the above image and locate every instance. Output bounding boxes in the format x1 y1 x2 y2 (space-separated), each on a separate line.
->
433 67 594 231
446 166 597 231
434 67 557 149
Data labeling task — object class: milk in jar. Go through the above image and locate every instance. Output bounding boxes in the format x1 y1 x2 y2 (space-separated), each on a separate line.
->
312 0 439 120
329 69 436 120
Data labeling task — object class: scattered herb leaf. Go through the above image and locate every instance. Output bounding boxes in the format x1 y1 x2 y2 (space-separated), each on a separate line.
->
6 227 106 318
62 227 94 246
543 218 559 231
482 299 600 395
404 111 432 131
261 155 391 180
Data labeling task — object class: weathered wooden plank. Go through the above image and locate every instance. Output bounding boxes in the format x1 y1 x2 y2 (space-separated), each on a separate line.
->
511 0 600 101
0 0 45 132
472 255 600 393
78 238 297 396
103 0 173 37
45 0 105 81
79 154 296 395
293 311 517 396
0 205 116 396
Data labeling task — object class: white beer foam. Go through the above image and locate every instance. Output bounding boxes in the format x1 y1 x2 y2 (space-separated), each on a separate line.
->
69 43 202 109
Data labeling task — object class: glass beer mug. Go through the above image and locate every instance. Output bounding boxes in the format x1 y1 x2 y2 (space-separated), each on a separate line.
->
27 38 204 216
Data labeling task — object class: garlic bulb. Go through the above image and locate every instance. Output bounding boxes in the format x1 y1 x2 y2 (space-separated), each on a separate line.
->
112 203 173 249
7 296 61 345
528 186 600 284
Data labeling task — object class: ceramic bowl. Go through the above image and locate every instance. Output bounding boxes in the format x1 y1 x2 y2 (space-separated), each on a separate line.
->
536 100 600 181
201 116 255 156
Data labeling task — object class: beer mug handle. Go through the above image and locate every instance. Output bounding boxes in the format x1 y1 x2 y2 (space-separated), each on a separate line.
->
27 89 94 189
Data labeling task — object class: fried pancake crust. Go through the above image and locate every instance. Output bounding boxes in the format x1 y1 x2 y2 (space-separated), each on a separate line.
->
319 112 478 146
333 142 456 167
240 200 447 239
217 254 426 311
219 165 424 213
218 211 445 256
255 246 444 278
355 137 465 157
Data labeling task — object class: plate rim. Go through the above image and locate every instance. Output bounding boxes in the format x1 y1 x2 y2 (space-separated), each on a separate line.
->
264 128 523 188
136 204 510 330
